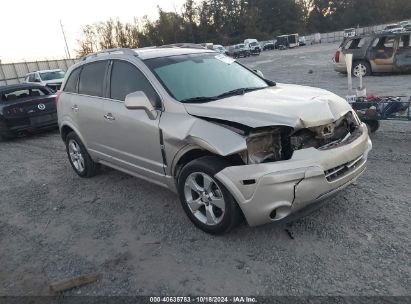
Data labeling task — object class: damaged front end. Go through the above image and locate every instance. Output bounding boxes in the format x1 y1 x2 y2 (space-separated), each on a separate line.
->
290 111 360 151
209 111 371 226
237 111 360 165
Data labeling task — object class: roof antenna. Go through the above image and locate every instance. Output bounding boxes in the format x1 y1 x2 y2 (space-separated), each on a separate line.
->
60 20 71 59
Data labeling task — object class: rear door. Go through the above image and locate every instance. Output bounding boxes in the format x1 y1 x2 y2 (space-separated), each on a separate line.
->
100 59 165 180
367 35 397 72
74 60 110 157
394 34 411 72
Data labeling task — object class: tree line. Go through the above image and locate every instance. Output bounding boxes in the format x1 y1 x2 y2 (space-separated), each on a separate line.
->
76 0 411 57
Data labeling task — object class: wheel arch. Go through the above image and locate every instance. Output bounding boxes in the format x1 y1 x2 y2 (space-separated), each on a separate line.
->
171 145 245 181
59 122 88 149
172 146 217 180
60 124 74 142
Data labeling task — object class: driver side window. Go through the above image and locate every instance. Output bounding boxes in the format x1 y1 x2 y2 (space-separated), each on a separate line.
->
110 60 160 107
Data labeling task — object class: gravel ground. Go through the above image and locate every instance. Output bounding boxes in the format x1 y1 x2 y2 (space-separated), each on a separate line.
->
0 43 410 296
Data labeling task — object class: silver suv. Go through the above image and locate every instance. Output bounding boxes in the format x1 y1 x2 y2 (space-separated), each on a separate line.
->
58 48 372 234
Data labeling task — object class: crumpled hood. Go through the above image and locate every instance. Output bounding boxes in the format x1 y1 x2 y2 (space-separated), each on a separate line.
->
184 83 352 129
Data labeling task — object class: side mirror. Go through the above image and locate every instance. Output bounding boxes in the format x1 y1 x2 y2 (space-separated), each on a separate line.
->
124 91 158 120
254 69 264 78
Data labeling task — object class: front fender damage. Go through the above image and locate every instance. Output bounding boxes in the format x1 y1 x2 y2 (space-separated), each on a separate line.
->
160 113 248 175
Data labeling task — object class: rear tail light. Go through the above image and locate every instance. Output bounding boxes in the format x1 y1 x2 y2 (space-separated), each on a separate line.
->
334 51 340 63
7 107 24 115
55 91 62 107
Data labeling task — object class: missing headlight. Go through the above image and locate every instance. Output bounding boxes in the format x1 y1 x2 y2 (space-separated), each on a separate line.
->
290 111 359 151
242 128 293 164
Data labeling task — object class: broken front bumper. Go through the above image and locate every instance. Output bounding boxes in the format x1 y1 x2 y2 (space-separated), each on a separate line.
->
215 124 372 226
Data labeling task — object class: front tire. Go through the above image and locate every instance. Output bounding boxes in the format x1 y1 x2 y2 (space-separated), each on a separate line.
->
352 60 371 77
177 156 242 234
65 132 99 178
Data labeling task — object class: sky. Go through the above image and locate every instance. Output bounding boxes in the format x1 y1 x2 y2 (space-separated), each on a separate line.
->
0 0 185 62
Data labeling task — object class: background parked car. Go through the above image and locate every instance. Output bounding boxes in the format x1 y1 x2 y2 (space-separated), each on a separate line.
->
383 23 404 33
299 36 306 46
0 84 57 140
276 35 289 49
263 41 275 50
227 44 250 58
244 39 261 55
399 20 411 28
343 28 356 38
287 34 300 48
333 32 411 77
212 44 228 54
24 69 65 92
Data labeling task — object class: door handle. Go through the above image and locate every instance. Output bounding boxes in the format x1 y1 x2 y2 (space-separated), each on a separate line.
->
71 105 79 112
104 113 115 121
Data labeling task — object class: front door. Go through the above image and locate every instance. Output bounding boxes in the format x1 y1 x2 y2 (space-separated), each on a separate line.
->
100 59 165 181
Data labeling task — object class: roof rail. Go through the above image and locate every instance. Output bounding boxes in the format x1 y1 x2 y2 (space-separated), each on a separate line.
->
81 48 137 61
158 43 206 49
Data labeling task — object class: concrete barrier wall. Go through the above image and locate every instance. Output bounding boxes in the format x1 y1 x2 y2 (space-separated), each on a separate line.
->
0 59 78 86
304 23 391 45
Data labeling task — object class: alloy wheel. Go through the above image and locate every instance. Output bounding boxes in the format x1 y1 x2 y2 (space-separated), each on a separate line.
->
353 63 367 77
184 172 226 226
68 139 85 173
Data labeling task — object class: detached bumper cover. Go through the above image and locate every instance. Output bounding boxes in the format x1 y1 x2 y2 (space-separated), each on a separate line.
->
215 124 372 226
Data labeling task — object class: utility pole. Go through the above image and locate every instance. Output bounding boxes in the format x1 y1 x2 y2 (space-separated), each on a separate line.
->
60 19 71 59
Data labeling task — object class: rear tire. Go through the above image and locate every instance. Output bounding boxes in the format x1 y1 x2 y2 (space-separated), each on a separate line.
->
177 156 242 234
352 60 371 77
65 132 99 178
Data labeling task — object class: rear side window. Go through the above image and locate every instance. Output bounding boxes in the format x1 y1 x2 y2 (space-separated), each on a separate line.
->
63 67 81 93
5 89 30 100
372 36 396 49
30 88 48 96
110 60 160 107
1 87 49 101
344 38 367 50
78 61 108 97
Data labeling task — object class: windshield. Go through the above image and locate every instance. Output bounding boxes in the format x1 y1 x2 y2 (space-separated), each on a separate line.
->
250 42 258 46
144 53 269 102
39 71 65 81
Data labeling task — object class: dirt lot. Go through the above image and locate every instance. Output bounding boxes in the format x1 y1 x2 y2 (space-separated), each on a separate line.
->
1 43 410 296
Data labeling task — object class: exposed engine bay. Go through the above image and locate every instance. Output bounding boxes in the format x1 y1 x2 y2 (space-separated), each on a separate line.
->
239 112 360 165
